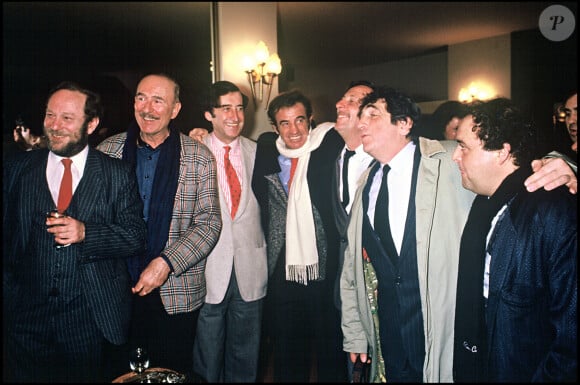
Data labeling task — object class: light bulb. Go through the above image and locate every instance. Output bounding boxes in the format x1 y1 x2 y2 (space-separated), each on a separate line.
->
265 53 282 75
254 41 270 64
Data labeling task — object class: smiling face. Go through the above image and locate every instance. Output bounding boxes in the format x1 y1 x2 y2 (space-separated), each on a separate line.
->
134 75 181 143
43 89 97 157
205 91 245 144
335 84 373 142
274 102 310 150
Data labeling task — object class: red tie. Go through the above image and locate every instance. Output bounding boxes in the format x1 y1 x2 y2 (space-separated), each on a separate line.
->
57 158 73 213
224 146 241 218
288 157 298 190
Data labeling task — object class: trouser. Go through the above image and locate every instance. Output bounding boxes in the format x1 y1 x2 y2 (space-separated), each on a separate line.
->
193 273 263 382
128 289 200 377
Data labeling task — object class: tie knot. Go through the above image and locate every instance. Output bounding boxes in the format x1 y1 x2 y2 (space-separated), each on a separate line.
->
224 145 231 155
62 158 72 168
344 149 355 160
383 164 390 174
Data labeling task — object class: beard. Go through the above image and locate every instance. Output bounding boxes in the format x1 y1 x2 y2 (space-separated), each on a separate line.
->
46 121 90 157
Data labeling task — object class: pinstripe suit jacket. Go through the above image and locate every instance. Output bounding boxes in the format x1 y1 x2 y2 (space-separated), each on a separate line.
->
341 138 475 382
3 147 147 344
97 131 222 314
202 135 267 303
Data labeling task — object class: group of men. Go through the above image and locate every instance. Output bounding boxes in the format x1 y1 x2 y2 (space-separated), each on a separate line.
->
3 73 577 383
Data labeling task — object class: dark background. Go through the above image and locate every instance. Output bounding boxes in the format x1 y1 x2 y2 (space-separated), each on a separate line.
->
3 2 213 139
3 2 577 159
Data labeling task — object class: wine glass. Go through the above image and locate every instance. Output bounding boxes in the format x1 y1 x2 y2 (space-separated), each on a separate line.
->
129 347 150 374
46 209 71 248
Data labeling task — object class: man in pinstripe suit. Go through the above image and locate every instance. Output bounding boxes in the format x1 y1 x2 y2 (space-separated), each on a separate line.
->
3 81 147 382
97 73 221 378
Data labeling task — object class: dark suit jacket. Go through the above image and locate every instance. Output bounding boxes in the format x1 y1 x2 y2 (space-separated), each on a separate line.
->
252 128 343 283
484 187 577 382
330 150 348 310
251 128 348 382
3 147 146 345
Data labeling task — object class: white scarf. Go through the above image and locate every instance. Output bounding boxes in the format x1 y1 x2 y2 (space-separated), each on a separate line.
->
276 122 334 285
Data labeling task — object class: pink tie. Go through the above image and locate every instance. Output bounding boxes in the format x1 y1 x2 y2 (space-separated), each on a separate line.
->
224 146 241 218
57 158 73 213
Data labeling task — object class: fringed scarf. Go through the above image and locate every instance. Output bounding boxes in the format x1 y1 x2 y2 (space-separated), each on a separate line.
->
122 120 181 283
276 122 334 285
453 164 531 382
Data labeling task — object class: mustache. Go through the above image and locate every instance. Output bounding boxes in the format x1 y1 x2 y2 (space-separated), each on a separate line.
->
45 128 67 136
139 113 159 120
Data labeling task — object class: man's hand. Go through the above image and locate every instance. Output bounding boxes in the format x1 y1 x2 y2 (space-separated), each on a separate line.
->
189 127 209 143
46 214 86 245
349 352 370 364
132 257 171 296
525 157 577 194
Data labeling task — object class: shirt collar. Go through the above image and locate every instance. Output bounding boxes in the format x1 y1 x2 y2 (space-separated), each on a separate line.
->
48 145 89 172
209 133 240 154
384 141 415 173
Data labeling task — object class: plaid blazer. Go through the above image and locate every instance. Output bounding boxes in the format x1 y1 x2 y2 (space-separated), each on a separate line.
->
97 131 222 314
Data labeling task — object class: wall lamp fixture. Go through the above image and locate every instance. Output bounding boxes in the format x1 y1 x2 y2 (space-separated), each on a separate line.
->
242 41 282 109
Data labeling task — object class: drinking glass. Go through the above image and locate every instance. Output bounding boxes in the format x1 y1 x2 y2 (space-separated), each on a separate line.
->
46 209 71 248
129 347 150 374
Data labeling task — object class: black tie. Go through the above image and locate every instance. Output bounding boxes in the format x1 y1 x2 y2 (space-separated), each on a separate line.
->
374 164 397 259
341 149 356 208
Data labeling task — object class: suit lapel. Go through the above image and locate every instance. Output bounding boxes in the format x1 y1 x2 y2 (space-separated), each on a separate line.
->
236 137 255 219
331 154 348 232
70 148 104 222
19 154 53 245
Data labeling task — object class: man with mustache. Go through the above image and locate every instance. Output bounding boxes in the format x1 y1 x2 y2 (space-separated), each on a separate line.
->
97 73 221 378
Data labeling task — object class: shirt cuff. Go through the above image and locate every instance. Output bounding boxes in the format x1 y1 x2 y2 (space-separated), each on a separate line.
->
160 253 174 272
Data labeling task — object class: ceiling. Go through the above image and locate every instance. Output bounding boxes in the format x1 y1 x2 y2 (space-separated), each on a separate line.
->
3 2 567 71
277 2 562 69
2 2 212 72
2 2 575 132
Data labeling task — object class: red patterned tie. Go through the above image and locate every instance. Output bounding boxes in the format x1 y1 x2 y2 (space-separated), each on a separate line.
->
224 146 241 218
288 157 298 190
57 158 73 213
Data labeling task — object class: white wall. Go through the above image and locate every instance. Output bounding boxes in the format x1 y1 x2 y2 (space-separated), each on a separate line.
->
448 34 511 102
214 4 512 139
215 2 279 140
284 34 511 125
285 50 448 125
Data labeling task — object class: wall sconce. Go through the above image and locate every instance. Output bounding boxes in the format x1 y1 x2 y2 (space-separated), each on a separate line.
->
242 41 282 109
458 81 495 103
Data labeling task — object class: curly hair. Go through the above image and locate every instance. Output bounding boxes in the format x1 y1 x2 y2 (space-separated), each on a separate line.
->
466 98 536 167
